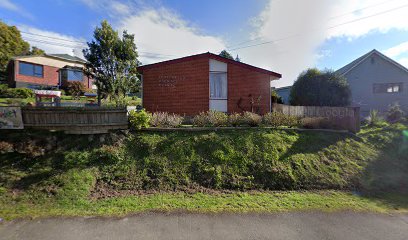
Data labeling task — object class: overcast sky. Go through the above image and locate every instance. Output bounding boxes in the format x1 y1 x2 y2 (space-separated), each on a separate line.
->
2 0 408 87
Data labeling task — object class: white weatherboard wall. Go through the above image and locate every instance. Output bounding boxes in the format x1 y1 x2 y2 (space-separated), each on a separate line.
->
209 59 228 112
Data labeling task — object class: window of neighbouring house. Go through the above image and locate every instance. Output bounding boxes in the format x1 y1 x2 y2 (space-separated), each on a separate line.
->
67 69 83 81
19 62 43 77
61 69 83 82
210 72 227 99
373 83 403 94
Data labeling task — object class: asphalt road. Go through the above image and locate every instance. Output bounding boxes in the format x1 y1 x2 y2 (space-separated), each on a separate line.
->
1 212 407 240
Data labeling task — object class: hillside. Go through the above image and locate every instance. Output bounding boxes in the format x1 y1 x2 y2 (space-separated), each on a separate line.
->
0 124 407 219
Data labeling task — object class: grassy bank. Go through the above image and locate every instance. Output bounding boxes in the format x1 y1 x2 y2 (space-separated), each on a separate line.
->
0 124 407 220
1 191 407 220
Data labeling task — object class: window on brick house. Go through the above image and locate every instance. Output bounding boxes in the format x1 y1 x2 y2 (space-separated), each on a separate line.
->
210 72 227 99
19 62 43 77
373 83 403 93
61 69 83 82
67 70 83 81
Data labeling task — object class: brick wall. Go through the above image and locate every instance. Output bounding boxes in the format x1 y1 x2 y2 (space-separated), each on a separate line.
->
12 60 92 89
228 63 271 114
142 57 209 116
15 60 60 87
141 56 273 115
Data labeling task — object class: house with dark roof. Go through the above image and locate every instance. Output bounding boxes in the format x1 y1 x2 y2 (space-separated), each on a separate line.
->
138 52 281 115
7 54 94 90
336 49 408 115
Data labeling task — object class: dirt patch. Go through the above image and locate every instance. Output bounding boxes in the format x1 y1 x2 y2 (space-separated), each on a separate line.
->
90 181 251 199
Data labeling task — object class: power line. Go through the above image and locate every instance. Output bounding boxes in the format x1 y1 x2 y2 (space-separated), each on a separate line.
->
22 36 180 58
20 31 86 44
227 3 408 52
225 0 403 50
328 0 401 20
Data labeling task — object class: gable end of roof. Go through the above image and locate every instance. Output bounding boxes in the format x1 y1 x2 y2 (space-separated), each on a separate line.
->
138 52 282 78
336 49 408 76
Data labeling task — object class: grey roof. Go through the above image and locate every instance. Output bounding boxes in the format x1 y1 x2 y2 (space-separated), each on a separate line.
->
47 54 86 63
336 49 408 76
12 53 86 64
274 86 292 91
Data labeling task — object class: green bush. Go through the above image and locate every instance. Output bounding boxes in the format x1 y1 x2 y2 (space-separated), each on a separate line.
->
63 81 87 99
263 112 301 128
387 103 405 123
193 110 228 127
242 111 262 127
0 86 34 98
367 109 382 126
0 84 8 97
192 112 208 127
129 109 151 130
150 112 184 128
10 88 34 98
290 68 351 106
207 110 228 127
263 112 284 128
228 113 242 127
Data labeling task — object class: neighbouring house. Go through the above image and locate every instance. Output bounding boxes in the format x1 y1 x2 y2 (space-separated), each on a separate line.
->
7 54 94 90
336 49 408 115
137 52 281 115
274 86 292 104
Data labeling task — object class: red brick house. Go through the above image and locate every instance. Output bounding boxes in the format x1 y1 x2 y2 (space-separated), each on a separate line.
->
7 54 94 90
138 52 281 115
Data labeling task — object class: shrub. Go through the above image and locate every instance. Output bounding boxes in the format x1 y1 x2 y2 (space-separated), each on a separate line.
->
386 103 405 123
1 87 34 98
0 141 13 153
242 111 262 127
290 68 351 106
11 88 34 98
228 113 242 127
112 96 129 107
192 112 208 127
0 84 8 97
129 109 151 130
368 109 382 126
63 81 86 99
193 110 228 127
150 112 184 128
207 110 228 127
263 112 300 128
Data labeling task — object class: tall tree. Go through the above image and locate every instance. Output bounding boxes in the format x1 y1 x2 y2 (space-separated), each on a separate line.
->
235 54 241 62
28 46 45 55
83 20 139 106
0 21 46 83
290 68 351 107
0 21 30 82
219 50 234 60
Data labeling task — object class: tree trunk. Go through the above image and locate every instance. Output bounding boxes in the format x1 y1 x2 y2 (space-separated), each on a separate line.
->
97 89 101 106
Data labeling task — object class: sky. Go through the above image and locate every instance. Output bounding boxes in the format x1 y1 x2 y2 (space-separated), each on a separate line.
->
1 0 408 87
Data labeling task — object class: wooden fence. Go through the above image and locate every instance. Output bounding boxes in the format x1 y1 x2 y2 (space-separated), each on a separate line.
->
22 107 128 134
272 103 360 133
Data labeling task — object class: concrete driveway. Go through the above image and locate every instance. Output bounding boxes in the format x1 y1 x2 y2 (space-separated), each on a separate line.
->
1 212 407 240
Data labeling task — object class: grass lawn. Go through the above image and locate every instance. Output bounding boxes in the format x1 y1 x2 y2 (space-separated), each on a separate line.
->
0 123 407 220
1 191 407 220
